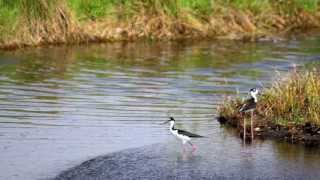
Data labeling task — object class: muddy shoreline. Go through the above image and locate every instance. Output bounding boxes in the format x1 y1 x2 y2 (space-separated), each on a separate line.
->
0 30 313 51
217 116 320 147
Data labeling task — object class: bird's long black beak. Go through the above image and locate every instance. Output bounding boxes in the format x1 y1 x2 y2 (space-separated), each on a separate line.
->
160 120 170 125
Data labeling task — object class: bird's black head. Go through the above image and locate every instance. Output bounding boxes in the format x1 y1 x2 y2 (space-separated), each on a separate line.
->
249 88 259 101
160 116 175 125
249 88 259 95
249 88 256 92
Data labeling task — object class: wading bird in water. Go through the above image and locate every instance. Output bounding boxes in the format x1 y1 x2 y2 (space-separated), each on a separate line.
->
162 117 204 152
239 88 259 143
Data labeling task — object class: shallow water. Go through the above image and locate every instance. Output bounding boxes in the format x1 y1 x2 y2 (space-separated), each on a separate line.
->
0 38 320 180
55 143 320 180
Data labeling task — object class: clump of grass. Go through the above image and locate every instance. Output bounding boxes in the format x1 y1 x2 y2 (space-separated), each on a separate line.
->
0 0 89 49
218 67 320 127
17 0 82 44
263 68 320 125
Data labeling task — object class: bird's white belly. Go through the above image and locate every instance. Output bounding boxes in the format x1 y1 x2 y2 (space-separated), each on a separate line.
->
170 130 191 144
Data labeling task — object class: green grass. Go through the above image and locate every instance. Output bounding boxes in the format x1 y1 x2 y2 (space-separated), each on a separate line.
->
291 0 319 12
209 0 320 14
0 0 64 22
0 0 20 40
0 0 318 25
20 0 56 20
0 0 318 23
178 0 213 16
221 0 272 13
64 0 320 20
67 0 116 20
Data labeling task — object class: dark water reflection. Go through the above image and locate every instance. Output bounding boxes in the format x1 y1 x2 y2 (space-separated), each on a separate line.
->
0 38 320 180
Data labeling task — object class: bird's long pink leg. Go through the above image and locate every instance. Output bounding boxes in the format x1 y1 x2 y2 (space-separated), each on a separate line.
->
192 144 197 152
182 144 186 153
188 142 197 152
181 144 188 159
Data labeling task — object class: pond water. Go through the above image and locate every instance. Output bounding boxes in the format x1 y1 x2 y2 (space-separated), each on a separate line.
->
0 37 320 180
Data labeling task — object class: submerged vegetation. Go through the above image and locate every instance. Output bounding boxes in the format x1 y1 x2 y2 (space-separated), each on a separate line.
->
218 66 320 145
1 0 320 49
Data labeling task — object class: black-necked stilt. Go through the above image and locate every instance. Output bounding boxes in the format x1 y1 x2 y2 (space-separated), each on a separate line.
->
162 117 204 151
239 88 259 142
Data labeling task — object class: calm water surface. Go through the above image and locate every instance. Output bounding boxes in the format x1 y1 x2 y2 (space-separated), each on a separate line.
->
0 38 320 180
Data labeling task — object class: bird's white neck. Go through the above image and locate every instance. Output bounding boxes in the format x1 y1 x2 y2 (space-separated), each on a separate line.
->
250 92 258 103
252 95 257 102
169 121 175 130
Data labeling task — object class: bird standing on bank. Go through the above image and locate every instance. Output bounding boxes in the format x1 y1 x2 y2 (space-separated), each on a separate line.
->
239 88 259 142
162 117 204 152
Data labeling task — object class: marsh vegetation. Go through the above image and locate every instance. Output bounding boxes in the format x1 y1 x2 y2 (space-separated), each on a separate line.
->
1 0 320 49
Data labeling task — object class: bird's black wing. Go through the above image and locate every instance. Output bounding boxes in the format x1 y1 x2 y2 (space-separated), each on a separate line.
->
239 98 256 112
177 129 204 138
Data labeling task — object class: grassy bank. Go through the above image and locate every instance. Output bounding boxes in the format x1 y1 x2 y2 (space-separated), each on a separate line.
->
1 0 320 50
218 66 320 145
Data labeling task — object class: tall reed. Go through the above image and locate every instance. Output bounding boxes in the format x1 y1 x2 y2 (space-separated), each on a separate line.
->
262 68 320 125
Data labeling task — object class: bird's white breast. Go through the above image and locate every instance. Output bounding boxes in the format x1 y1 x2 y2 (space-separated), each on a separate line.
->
170 129 191 144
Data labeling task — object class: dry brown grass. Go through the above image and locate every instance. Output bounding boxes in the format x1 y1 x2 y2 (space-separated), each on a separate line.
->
218 67 320 127
79 6 320 43
1 0 320 50
0 0 94 50
17 0 85 45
